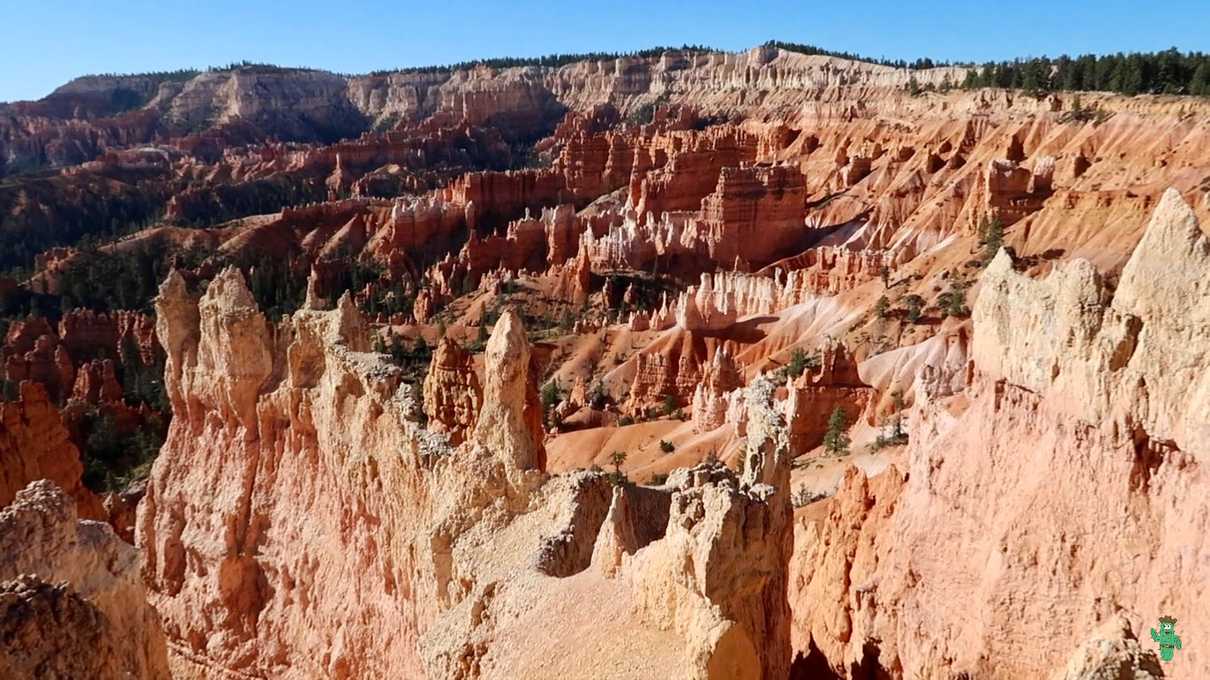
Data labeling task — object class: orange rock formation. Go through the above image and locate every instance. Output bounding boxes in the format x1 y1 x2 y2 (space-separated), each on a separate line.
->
4 45 1210 680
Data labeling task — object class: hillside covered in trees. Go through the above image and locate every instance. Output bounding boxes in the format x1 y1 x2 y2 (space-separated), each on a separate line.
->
961 48 1210 96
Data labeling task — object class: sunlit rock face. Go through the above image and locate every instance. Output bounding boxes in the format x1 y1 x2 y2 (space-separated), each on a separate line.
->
0 480 170 679
132 266 798 679
790 190 1210 679
4 44 1210 680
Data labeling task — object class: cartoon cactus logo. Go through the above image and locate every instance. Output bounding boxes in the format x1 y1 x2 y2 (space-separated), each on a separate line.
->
1150 616 1183 662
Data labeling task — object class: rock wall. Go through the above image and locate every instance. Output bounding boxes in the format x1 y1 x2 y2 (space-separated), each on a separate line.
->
0 381 104 519
699 164 807 267
784 342 874 456
623 331 730 416
141 268 430 678
139 266 798 679
790 189 1210 677
0 480 169 679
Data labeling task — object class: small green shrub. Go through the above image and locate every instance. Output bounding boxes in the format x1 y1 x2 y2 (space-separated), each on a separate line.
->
792 485 828 508
902 295 926 323
874 295 891 319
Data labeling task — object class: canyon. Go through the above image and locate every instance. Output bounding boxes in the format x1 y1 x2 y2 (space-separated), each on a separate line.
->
1 44 1208 679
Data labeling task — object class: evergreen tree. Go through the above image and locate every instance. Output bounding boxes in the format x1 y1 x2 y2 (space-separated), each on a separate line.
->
786 348 809 378
608 450 628 485
980 215 1005 261
662 393 679 416
823 407 851 456
957 48 1210 97
890 390 907 440
903 295 926 323
540 380 562 422
874 295 891 319
938 282 970 318
1192 63 1210 96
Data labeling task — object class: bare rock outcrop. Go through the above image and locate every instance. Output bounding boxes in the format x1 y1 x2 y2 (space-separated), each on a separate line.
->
1 381 104 520
70 358 124 403
0 575 130 679
139 262 801 679
423 337 482 445
691 348 742 433
141 267 427 678
699 164 807 267
784 341 875 457
791 189 1210 677
974 188 1210 450
0 480 169 679
623 330 718 415
1048 615 1163 680
473 308 546 476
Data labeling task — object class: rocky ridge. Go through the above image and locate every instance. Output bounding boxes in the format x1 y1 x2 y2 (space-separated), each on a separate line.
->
0 479 169 678
136 266 799 678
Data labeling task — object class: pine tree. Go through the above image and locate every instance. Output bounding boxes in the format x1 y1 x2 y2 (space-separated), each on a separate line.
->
662 393 679 416
541 379 562 416
874 295 891 319
823 407 851 456
938 282 970 318
786 348 809 378
608 450 628 484
890 390 907 440
903 295 926 323
1192 63 1210 96
980 215 1005 261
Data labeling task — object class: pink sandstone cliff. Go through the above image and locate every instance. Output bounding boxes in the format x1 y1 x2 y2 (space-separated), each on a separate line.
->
790 189 1208 678
138 267 798 678
0 480 170 679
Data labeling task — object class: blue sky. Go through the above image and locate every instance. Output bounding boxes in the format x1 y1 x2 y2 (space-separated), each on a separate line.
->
2 0 1208 102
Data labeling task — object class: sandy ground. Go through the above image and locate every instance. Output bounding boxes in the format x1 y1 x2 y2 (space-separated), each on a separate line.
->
548 415 906 493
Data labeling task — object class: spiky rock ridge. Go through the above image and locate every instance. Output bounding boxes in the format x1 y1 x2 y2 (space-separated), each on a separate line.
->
134 266 797 678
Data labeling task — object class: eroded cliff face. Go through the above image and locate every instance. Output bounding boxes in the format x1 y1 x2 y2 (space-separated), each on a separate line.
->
0 381 104 519
7 45 1210 680
138 266 798 679
141 268 427 678
0 480 170 679
423 337 481 445
0 48 951 176
790 189 1209 678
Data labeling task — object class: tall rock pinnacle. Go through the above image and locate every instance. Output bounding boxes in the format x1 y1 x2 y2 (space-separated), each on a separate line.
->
474 308 546 474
